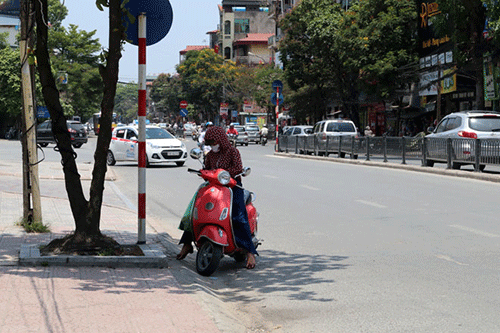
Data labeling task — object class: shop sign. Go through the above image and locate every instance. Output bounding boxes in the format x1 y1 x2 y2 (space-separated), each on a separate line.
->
419 71 438 96
440 67 456 94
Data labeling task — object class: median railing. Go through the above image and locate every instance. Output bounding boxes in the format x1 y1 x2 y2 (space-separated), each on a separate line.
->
277 135 500 172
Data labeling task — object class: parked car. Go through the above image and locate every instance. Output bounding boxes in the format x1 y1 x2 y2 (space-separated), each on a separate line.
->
312 119 358 157
283 125 313 137
36 120 88 148
233 125 249 146
244 124 261 144
107 125 187 167
425 110 500 169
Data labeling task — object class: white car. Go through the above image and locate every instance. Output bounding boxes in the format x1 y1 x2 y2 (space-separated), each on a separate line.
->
107 125 187 167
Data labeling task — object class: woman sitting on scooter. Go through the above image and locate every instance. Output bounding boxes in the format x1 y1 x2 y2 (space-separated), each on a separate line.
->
176 126 258 269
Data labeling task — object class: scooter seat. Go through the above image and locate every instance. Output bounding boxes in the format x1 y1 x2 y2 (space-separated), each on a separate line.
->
244 189 253 205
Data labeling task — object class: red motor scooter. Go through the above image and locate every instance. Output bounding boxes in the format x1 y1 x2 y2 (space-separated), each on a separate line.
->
185 148 260 276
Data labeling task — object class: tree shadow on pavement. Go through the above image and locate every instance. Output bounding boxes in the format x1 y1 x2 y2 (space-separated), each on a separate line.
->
216 249 349 303
1 230 348 306
165 244 349 304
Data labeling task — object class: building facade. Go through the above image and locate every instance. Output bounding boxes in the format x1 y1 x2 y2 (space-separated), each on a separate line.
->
218 0 274 65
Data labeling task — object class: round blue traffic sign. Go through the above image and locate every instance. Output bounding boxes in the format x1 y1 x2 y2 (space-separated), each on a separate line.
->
123 0 173 46
271 93 284 105
272 80 283 90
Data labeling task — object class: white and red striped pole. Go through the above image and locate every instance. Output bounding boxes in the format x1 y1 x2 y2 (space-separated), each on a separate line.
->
137 13 147 244
275 86 279 152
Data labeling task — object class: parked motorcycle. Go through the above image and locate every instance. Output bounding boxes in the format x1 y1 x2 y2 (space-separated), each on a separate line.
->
184 148 260 276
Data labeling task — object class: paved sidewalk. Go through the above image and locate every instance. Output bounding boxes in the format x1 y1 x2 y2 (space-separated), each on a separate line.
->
0 159 221 333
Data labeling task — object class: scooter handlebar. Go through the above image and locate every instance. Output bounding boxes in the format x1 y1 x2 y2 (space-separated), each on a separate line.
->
187 168 202 174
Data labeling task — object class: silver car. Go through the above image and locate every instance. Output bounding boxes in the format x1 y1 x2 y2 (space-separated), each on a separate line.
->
312 119 358 157
425 110 500 169
283 125 313 137
234 126 249 146
244 124 261 144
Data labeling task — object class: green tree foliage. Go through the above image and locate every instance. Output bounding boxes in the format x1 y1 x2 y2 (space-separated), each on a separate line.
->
279 0 417 125
243 64 287 124
46 0 103 121
114 82 138 123
348 0 418 97
176 49 239 121
150 73 184 121
0 45 21 120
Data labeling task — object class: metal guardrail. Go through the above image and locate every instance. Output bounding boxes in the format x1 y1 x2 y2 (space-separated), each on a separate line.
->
277 135 500 172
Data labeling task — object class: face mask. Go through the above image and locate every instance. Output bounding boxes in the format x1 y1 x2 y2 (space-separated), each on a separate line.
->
211 144 220 153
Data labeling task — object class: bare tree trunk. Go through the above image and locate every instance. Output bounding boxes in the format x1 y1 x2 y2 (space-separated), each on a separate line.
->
35 0 89 235
35 0 123 248
89 0 123 232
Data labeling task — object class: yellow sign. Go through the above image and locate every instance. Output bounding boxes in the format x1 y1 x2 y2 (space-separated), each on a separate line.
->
440 67 456 94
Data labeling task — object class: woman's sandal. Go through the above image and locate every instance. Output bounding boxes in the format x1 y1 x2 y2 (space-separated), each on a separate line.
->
176 244 193 260
246 253 256 269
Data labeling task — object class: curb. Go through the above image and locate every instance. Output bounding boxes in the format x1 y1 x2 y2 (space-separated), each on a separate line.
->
275 152 500 183
19 243 168 268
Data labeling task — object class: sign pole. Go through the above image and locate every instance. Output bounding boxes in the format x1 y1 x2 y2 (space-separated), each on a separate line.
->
137 13 147 244
275 86 279 152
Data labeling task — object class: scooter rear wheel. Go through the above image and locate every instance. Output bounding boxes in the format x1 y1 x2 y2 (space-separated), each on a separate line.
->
196 241 223 276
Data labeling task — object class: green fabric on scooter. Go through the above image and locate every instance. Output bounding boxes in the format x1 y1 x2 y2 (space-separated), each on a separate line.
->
179 190 197 233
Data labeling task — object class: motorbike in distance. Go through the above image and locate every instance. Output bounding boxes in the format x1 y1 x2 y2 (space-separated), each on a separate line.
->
227 133 238 147
260 135 267 146
184 148 260 276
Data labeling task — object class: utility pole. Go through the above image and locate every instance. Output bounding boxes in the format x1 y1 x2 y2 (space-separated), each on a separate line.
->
19 0 42 224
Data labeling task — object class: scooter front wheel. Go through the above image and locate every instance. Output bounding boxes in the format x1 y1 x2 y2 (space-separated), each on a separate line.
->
196 241 223 276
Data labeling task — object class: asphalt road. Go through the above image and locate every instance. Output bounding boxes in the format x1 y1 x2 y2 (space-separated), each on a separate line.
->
103 136 500 333
5 137 500 332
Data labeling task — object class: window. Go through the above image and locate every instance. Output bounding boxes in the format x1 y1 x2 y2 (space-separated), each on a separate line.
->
115 128 125 138
234 19 249 34
224 20 231 35
293 127 301 135
445 117 461 131
326 122 355 132
38 122 50 130
224 47 231 60
469 117 500 131
435 119 448 133
126 129 137 140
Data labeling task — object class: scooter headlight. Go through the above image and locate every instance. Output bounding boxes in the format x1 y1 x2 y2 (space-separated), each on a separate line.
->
217 170 231 185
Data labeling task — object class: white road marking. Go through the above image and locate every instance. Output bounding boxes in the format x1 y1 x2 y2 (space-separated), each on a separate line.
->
267 155 286 158
356 200 387 209
436 255 468 266
449 224 500 238
301 184 320 191
264 175 279 179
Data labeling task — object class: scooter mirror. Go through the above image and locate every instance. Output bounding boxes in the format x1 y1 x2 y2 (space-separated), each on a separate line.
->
190 148 203 160
242 167 251 177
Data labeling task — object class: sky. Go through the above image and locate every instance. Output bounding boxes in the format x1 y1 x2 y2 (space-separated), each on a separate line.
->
63 0 222 82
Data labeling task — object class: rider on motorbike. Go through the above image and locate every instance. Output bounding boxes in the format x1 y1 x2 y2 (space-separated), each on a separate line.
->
226 124 239 136
259 124 268 141
198 121 213 155
177 126 258 269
